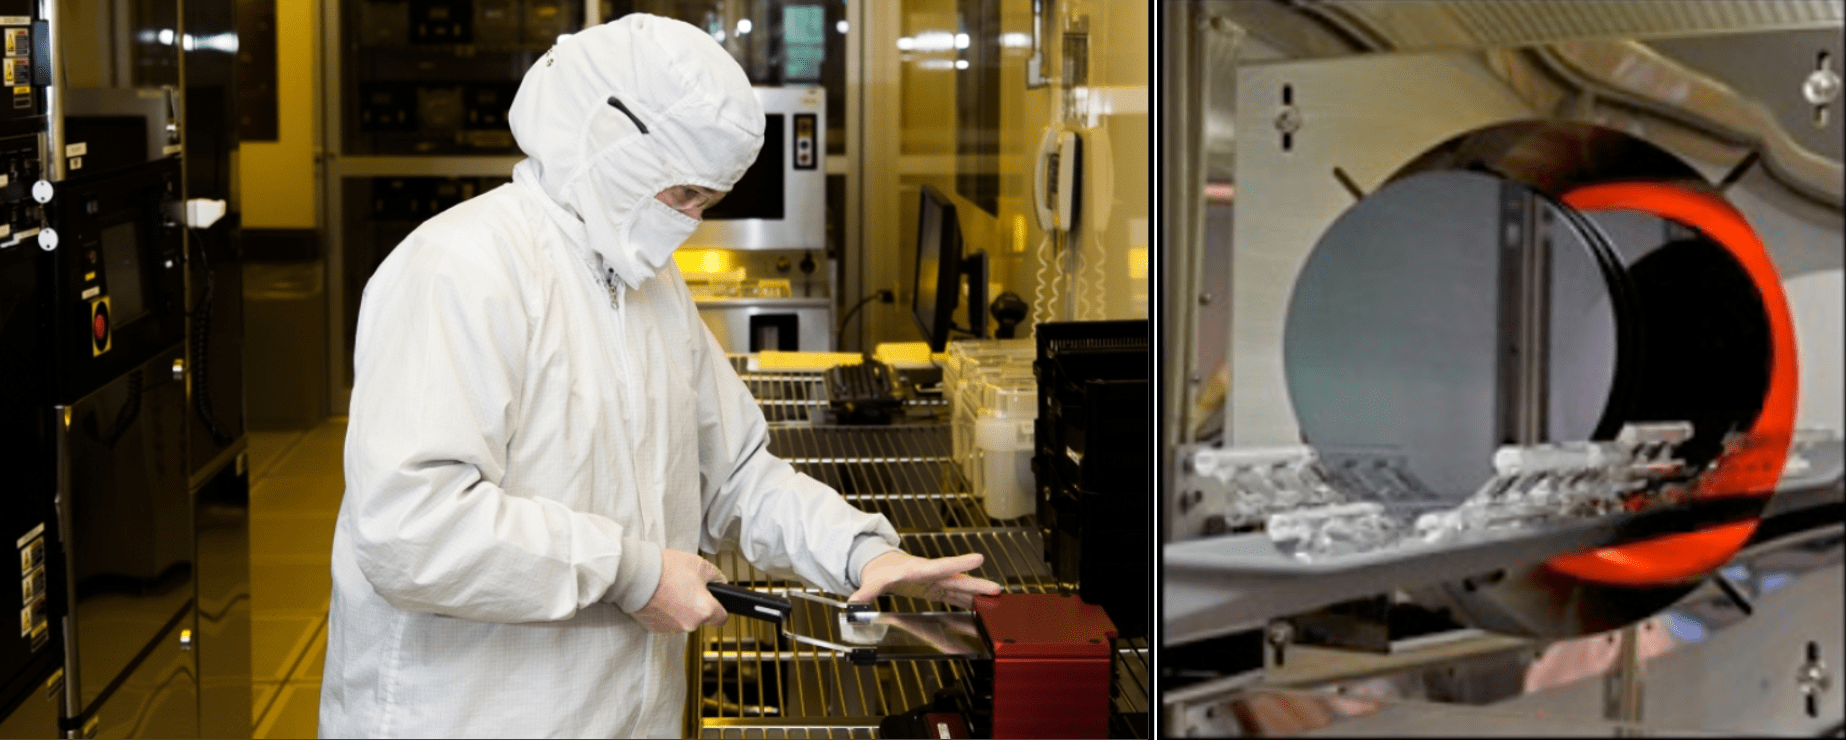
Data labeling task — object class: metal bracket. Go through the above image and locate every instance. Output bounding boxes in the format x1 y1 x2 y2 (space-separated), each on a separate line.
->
1060 15 1090 123
1025 0 1050 89
1496 180 1550 447
1602 624 1644 728
1799 641 1831 718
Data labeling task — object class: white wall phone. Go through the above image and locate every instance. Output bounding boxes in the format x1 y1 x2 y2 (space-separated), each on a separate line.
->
1032 124 1084 328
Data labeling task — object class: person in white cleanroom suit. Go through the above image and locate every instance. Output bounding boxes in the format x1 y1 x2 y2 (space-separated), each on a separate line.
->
319 15 1002 738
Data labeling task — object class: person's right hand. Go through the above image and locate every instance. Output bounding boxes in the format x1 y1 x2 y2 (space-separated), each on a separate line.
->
633 548 729 633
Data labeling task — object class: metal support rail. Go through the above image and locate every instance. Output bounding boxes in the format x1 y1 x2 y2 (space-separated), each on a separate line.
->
694 421 1148 738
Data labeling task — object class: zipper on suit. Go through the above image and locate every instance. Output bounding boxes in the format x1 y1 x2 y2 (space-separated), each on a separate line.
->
600 265 654 539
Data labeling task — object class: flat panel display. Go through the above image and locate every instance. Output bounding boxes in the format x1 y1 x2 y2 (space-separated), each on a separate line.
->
101 222 146 325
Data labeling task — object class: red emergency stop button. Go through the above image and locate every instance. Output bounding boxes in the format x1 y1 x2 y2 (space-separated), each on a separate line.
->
89 298 110 356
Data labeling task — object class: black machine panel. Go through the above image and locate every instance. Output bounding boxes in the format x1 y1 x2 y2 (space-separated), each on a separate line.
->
0 0 61 725
55 343 195 722
1034 320 1150 639
0 3 50 255
0 9 47 131
44 159 185 403
0 133 46 248
0 223 62 730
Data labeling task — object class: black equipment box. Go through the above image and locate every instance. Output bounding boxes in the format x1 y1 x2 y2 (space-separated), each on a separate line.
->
1033 320 1149 638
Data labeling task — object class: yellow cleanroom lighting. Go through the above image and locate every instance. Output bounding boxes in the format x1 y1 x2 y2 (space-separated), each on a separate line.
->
673 250 731 274
1128 247 1148 280
700 251 727 274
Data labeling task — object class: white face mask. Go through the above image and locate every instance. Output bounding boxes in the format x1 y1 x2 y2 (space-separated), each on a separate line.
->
627 197 700 275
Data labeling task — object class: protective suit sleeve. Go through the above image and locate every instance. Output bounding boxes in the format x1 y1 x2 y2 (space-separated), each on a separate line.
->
691 320 900 596
343 228 661 623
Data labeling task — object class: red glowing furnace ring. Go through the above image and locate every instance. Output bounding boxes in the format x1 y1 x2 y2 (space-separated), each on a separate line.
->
1547 182 1799 587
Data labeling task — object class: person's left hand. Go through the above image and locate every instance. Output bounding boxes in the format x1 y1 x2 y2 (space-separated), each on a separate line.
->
848 551 1003 609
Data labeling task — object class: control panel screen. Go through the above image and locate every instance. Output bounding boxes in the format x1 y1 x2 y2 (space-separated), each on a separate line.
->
100 221 145 325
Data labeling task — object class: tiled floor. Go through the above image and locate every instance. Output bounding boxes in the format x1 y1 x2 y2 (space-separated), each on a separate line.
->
245 419 348 739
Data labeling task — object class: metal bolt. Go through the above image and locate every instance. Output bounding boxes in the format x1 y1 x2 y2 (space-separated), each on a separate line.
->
1804 67 1841 106
1798 660 1830 696
1274 106 1301 135
1267 621 1293 667
1198 292 1213 305
1267 621 1293 647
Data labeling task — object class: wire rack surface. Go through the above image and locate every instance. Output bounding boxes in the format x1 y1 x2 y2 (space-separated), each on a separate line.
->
694 414 1148 738
729 357 948 425
708 427 1044 589
699 725 878 740
737 369 830 424
763 426 1014 532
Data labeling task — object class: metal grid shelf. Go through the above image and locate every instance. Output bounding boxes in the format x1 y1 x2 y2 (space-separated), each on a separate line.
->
739 370 829 424
695 421 1149 738
767 426 953 463
767 427 1029 533
730 357 949 425
698 723 877 739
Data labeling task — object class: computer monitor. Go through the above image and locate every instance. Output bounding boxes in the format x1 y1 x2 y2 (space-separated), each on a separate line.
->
912 184 987 352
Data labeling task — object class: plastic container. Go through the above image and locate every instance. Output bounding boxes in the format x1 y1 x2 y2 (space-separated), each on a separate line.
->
954 366 1032 477
946 338 1035 479
974 380 1038 520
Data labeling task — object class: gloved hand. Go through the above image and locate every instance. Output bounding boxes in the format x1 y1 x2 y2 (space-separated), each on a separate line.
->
847 551 1004 609
634 548 729 633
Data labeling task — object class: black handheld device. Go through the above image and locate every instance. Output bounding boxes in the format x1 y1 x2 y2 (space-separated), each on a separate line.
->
707 582 793 623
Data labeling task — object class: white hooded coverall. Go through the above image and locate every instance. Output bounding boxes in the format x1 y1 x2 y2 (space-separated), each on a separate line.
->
319 16 901 738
